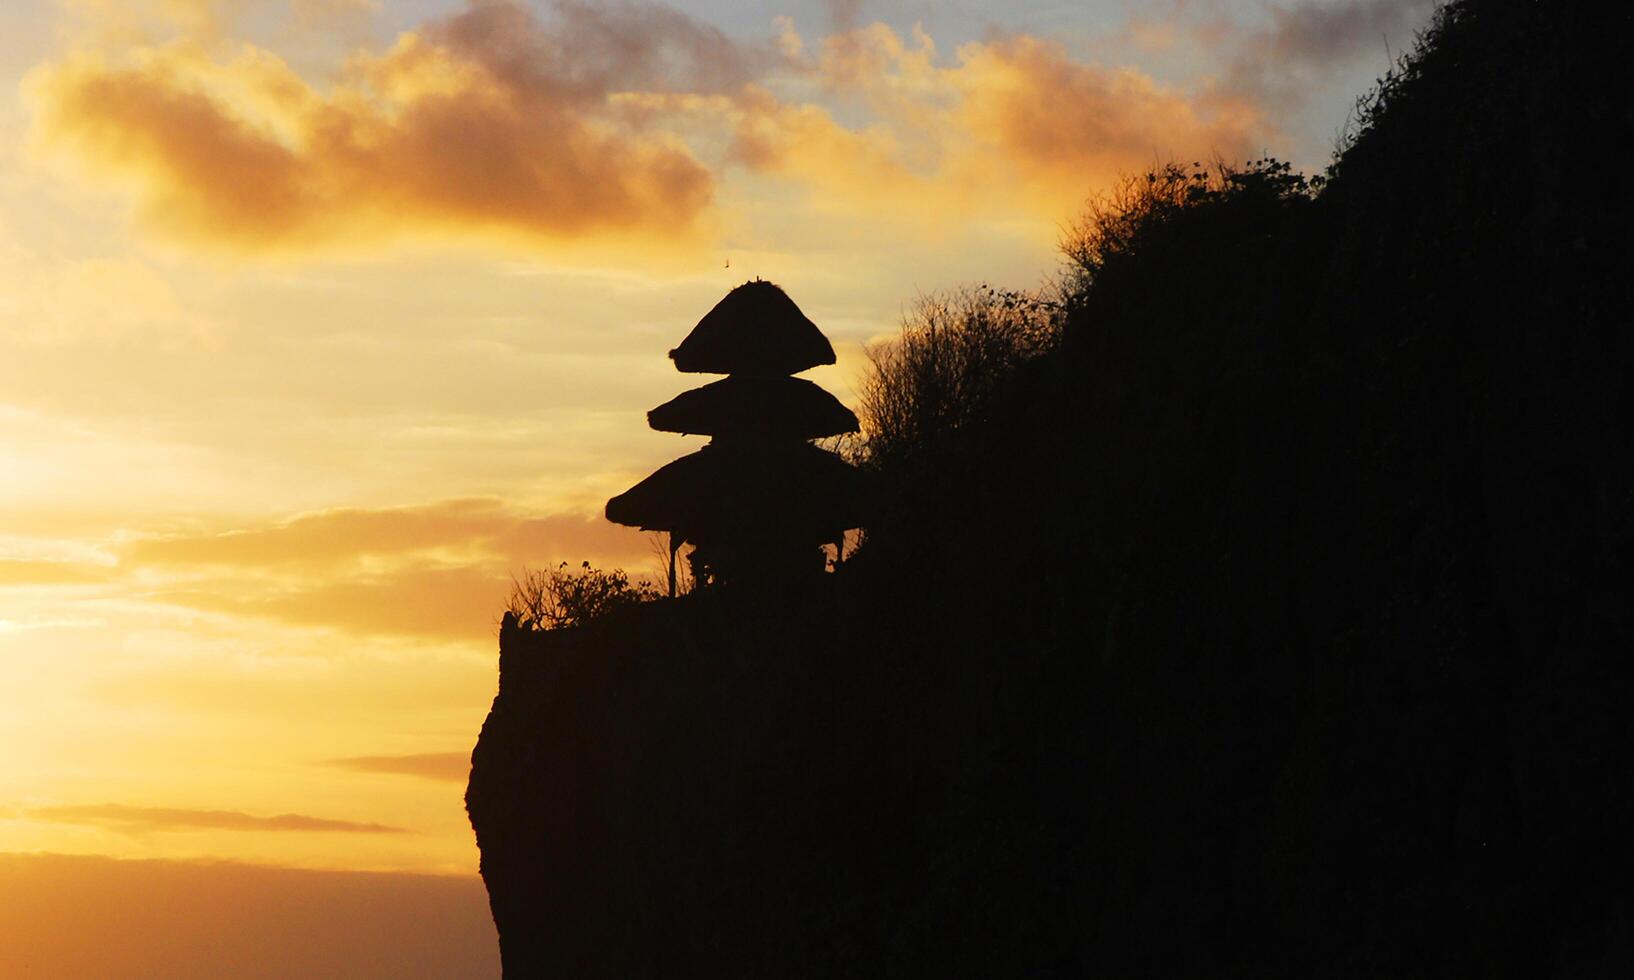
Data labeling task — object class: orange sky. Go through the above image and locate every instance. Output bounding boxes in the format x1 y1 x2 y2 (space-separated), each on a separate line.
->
1 0 1435 973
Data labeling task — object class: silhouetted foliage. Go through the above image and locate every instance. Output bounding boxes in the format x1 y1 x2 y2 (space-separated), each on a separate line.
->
506 562 661 631
1061 158 1319 292
857 285 1063 469
646 531 696 597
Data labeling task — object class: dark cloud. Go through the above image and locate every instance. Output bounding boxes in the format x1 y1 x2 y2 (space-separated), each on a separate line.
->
26 803 405 834
1226 0 1439 107
325 752 472 781
1265 0 1437 63
826 0 862 35
434 0 769 105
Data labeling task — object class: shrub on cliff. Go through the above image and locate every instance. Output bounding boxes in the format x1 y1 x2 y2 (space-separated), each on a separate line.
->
851 156 1316 579
507 562 661 630
856 285 1063 470
857 159 1315 475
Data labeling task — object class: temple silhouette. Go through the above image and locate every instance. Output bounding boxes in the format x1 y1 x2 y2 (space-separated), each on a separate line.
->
605 280 864 591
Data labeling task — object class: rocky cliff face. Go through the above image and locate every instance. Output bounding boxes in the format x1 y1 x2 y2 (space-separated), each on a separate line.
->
466 578 1098 978
467 588 880 978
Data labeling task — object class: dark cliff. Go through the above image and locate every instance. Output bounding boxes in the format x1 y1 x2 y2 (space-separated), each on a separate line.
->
467 592 843 978
469 3 1632 976
467 580 1075 977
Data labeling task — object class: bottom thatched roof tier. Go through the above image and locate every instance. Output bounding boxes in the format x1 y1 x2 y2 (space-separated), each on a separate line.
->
605 442 866 539
647 375 860 439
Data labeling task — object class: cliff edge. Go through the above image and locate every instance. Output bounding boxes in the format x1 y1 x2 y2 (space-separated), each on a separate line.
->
469 594 853 977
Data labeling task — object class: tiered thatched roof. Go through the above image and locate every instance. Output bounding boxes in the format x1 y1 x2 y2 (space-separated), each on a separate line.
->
668 280 835 375
605 442 866 536
608 280 863 581
647 376 859 439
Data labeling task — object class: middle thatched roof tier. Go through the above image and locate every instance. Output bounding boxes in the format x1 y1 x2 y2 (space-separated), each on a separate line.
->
668 280 836 375
605 442 866 536
647 375 860 438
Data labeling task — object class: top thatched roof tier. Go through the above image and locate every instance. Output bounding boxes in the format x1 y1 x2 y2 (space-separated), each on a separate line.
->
647 375 859 439
605 441 866 537
668 280 836 375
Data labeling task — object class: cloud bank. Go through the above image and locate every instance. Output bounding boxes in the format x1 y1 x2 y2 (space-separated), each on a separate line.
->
326 752 472 781
27 0 1274 255
26 803 405 834
9 497 655 640
119 497 654 640
28 23 715 252
0 853 497 979
1225 0 1439 108
0 558 107 586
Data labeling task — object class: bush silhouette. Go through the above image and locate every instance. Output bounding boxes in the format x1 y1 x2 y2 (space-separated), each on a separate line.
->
858 286 1063 471
506 562 661 631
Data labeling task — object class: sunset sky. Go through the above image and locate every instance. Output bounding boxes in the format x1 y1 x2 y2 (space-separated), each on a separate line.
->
1 0 1435 973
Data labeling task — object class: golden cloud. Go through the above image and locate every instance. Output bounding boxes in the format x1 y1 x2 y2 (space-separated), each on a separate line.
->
153 564 512 640
709 23 1271 226
955 36 1264 189
120 498 657 639
325 752 471 782
0 854 497 979
27 4 1274 253
27 28 715 253
124 498 648 572
0 559 109 586
26 803 404 834
0 253 220 348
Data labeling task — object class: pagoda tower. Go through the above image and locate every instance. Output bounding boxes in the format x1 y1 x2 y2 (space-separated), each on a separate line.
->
605 280 865 591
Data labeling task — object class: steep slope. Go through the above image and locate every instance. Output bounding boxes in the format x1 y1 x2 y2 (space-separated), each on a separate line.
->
469 2 1633 975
